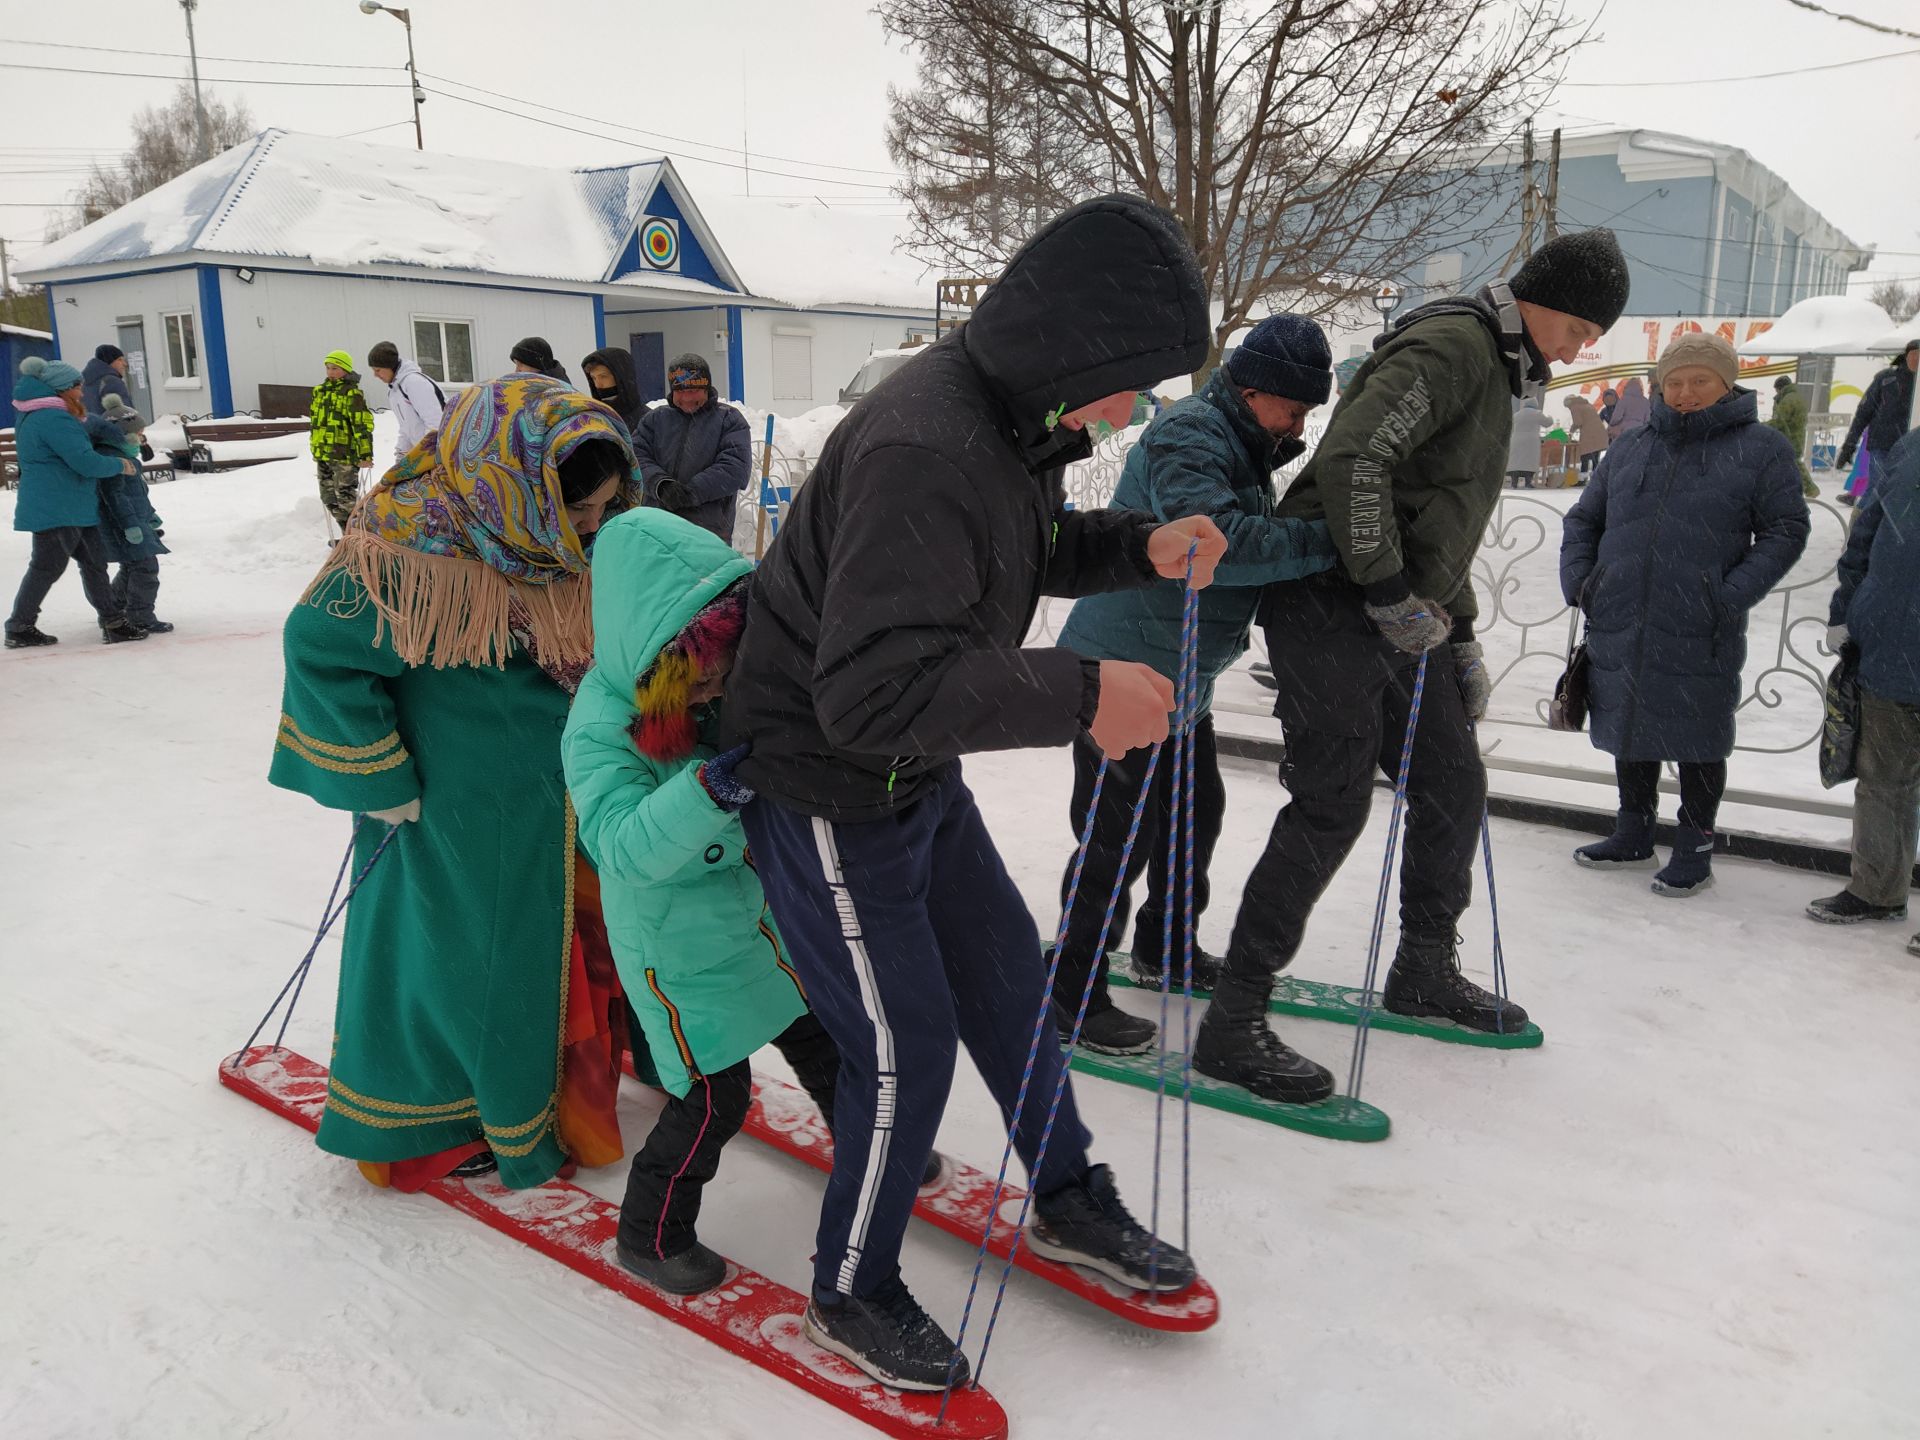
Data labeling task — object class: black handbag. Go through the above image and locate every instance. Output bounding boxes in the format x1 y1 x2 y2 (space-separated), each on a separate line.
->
1819 644 1862 789
1548 637 1591 732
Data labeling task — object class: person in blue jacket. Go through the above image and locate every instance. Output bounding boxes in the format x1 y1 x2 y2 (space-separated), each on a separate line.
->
1560 331 1809 896
1046 315 1339 1054
80 344 132 417
85 395 172 634
1806 430 1920 950
1834 341 1915 506
6 356 147 648
631 354 753 542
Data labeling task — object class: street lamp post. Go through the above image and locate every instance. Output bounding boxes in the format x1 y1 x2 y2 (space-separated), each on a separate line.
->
1372 282 1401 336
359 1 424 150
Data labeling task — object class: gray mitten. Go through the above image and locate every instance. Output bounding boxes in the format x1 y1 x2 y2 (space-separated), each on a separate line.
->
124 526 144 544
1363 594 1451 654
1452 641 1489 721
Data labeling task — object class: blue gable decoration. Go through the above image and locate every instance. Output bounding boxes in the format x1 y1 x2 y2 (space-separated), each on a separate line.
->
617 183 726 290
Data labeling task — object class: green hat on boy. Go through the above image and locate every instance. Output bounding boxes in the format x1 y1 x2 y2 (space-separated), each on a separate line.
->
323 349 355 372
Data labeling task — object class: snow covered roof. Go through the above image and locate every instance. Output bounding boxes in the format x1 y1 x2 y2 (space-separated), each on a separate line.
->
1736 295 1895 355
644 189 933 312
18 130 745 295
1 323 53 340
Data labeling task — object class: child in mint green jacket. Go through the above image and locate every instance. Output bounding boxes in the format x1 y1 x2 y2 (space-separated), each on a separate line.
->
563 507 842 1296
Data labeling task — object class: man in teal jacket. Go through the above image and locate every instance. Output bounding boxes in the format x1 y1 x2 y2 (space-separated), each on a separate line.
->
6 356 146 648
1048 315 1338 1053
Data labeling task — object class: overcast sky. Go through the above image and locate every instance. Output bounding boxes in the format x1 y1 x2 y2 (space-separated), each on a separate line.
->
2 0 1916 290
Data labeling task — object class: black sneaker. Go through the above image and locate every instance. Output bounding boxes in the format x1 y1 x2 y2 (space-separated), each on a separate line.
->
448 1149 497 1178
134 619 175 634
1805 890 1908 924
1056 996 1156 1056
1384 935 1528 1034
920 1150 949 1190
1028 1163 1196 1292
804 1273 967 1391
101 618 149 644
4 626 58 649
1128 944 1224 994
1908 932 1919 958
615 1236 727 1296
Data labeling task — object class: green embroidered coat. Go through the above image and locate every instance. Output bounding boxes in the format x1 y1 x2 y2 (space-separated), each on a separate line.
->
269 569 574 1187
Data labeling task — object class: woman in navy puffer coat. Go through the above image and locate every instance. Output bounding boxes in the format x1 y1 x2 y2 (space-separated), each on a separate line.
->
1560 331 1809 896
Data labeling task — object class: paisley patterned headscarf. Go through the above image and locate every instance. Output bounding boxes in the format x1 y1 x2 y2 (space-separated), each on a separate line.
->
307 374 641 671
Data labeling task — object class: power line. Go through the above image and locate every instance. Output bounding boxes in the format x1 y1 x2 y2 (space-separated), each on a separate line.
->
418 86 898 192
1562 45 1920 86
0 60 408 89
7 37 400 71
417 72 901 181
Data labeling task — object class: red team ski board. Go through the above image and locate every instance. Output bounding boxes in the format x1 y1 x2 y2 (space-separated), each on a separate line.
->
733 1072 1219 1333
219 1047 1011 1440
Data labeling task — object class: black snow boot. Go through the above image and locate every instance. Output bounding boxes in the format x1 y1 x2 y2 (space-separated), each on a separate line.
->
1191 971 1334 1102
1127 935 1224 994
1047 947 1157 1054
615 1236 727 1296
805 1271 967 1392
1573 810 1657 869
1651 825 1715 897
4 626 58 649
1806 889 1908 924
1029 1162 1196 1292
1383 933 1529 1034
100 617 149 644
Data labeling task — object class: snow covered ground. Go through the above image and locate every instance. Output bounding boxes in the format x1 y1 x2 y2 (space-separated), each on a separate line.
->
3 456 1916 1439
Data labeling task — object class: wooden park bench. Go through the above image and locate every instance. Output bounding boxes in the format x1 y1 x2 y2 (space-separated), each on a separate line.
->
177 416 311 473
2 426 175 489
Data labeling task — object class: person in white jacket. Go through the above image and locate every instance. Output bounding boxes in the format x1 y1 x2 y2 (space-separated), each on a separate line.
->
366 341 449 463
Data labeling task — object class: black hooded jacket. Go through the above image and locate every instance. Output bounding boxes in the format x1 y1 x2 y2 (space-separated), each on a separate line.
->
582 346 646 434
723 194 1211 821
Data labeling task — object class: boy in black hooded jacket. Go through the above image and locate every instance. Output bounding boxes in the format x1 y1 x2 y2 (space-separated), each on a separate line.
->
725 194 1225 1390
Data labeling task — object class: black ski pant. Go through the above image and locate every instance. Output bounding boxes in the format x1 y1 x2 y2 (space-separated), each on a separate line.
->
1224 573 1485 980
743 763 1092 1302
1615 758 1727 833
111 556 162 627
7 525 120 634
619 1011 840 1260
1051 716 1225 1009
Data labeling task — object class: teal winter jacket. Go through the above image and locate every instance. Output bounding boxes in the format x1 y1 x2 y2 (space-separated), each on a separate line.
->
1058 370 1337 712
562 509 806 1097
11 374 125 532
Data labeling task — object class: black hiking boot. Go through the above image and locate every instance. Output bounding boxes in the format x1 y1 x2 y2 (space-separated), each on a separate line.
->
1573 810 1657 868
100 617 149 644
1191 972 1334 1103
1055 991 1157 1055
1028 1163 1196 1292
1383 933 1529 1034
615 1236 727 1296
4 626 58 649
1127 941 1224 994
805 1272 967 1391
1805 889 1908 924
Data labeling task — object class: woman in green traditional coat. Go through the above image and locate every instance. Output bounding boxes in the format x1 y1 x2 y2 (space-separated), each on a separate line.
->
270 374 639 1191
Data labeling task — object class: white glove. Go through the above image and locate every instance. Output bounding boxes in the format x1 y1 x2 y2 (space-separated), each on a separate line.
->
366 798 420 826
1827 624 1850 651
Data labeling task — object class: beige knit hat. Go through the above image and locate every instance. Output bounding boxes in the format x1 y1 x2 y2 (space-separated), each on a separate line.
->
1655 331 1738 388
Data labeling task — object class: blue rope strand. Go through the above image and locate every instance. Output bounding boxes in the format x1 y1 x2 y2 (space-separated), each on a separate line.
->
1177 583 1200 1253
1342 651 1428 1111
1479 803 1512 1032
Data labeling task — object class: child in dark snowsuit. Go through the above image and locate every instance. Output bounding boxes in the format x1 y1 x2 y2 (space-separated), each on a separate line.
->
85 395 171 634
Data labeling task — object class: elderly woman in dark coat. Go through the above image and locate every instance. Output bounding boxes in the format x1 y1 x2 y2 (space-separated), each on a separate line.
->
1560 332 1810 896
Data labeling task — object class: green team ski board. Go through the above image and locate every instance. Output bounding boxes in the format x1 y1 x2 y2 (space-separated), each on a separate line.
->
1065 1046 1391 1143
1106 961 1543 1051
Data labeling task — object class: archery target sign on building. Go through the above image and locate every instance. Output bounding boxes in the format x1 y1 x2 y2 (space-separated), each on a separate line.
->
638 216 681 271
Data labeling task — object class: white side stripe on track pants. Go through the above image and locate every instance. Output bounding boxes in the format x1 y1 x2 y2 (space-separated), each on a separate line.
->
811 816 897 1295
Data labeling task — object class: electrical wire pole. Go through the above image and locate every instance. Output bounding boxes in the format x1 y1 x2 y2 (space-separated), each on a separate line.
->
1542 127 1562 241
181 0 210 163
1499 120 1538 274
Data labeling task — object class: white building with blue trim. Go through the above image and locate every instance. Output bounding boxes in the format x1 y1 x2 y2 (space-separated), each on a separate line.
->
17 129 936 420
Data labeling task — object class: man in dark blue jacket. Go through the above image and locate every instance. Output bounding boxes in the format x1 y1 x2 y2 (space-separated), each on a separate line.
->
1046 315 1339 1055
1807 430 1920 951
632 354 753 541
80 344 132 418
1836 341 1916 505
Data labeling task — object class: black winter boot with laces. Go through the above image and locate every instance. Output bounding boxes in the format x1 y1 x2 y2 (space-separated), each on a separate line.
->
1190 970 1334 1102
1383 932 1528 1034
1028 1163 1196 1292
805 1270 967 1392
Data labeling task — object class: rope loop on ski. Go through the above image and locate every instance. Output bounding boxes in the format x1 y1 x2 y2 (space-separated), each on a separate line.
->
1343 649 1428 1111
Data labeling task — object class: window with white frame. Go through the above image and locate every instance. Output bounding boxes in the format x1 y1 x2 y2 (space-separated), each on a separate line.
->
161 310 199 383
412 315 476 384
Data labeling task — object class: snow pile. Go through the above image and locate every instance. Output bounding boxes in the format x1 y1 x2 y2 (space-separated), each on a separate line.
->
1738 296 1895 355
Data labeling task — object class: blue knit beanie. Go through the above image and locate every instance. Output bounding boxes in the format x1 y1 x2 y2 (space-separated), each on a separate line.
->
20 354 83 392
1224 315 1333 405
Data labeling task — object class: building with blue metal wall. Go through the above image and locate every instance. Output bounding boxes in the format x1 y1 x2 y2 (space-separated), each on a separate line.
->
1 324 55 418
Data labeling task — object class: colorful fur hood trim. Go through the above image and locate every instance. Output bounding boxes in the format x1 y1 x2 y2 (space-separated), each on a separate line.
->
628 582 748 760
